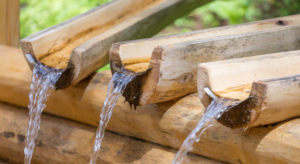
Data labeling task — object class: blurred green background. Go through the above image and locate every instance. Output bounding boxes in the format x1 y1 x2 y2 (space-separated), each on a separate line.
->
20 0 300 71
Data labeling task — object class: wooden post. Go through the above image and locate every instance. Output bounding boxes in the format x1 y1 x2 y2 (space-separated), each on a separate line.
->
0 0 19 48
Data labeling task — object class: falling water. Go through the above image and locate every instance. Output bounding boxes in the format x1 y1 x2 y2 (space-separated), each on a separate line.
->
24 62 64 164
172 98 240 164
90 68 137 164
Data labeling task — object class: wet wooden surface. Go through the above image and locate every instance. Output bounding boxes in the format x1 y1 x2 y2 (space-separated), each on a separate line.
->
197 51 300 128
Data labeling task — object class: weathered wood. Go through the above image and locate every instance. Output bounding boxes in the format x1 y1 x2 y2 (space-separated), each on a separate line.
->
0 102 221 164
110 15 300 106
21 0 212 89
197 51 300 128
0 0 19 48
2 45 300 163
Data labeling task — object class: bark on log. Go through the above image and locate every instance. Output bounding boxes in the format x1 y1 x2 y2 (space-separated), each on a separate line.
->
2 45 300 163
20 0 212 89
0 102 221 164
198 51 300 128
110 16 300 106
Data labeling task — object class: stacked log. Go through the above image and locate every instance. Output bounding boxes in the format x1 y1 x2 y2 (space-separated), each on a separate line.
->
0 102 221 164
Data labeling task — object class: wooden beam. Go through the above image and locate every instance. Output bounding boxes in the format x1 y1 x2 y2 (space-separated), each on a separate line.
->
111 22 300 106
1 45 300 163
0 0 19 48
21 0 212 89
0 102 221 164
198 51 300 128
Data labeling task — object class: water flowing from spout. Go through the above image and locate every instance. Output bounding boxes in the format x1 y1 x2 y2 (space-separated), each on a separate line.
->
25 63 64 164
172 98 240 164
90 69 137 164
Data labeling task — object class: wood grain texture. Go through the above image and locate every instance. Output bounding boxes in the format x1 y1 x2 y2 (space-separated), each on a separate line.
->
21 0 212 89
198 51 300 128
0 0 7 45
0 102 222 164
0 0 19 48
2 45 300 163
110 15 300 106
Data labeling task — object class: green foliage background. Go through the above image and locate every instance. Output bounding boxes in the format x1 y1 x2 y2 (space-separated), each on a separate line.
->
20 0 300 70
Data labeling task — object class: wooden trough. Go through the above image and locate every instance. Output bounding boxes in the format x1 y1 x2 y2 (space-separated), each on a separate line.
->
2 45 300 163
20 0 212 89
198 51 300 128
110 15 300 106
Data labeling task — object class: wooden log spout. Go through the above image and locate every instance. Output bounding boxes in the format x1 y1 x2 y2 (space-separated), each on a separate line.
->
109 15 300 107
198 51 300 129
21 0 212 89
2 45 300 163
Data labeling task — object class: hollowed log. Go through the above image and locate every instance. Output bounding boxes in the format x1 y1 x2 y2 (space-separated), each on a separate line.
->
2 45 300 163
198 50 300 128
110 15 300 106
21 0 212 89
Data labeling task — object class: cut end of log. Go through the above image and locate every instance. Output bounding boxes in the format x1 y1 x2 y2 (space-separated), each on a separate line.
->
216 96 258 129
110 44 153 107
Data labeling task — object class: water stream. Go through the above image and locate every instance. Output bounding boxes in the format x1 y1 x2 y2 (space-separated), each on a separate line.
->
172 98 240 164
24 63 64 164
89 68 137 164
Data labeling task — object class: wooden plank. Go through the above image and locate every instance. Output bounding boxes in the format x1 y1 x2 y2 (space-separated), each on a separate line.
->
1 45 300 163
112 23 300 106
21 0 212 89
0 102 222 164
198 51 300 128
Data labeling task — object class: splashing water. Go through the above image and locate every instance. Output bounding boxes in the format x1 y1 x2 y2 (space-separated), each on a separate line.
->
90 69 137 164
24 63 64 164
172 98 240 164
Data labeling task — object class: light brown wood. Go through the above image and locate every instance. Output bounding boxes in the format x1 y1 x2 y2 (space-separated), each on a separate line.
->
111 21 300 106
0 102 222 164
21 0 212 89
0 0 7 45
0 0 19 48
2 45 300 163
197 51 300 128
